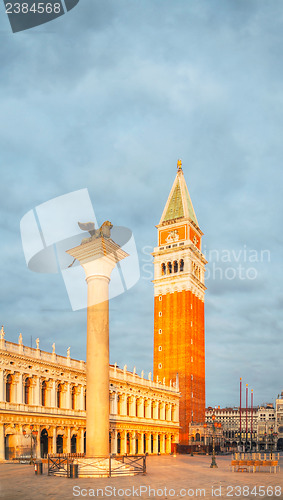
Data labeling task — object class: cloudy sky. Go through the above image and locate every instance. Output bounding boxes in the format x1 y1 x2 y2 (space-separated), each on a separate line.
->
0 0 282 408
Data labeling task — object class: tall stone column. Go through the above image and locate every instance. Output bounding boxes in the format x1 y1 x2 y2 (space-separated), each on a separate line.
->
0 424 5 461
153 433 158 454
35 426 41 459
0 371 4 402
120 431 127 455
66 427 71 454
160 434 165 454
78 428 85 454
67 233 128 457
78 386 84 411
34 377 40 406
138 433 144 454
111 430 117 455
145 433 151 454
165 433 172 453
52 428 57 454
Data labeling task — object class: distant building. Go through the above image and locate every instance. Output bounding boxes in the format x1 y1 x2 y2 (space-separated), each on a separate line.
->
153 162 206 443
206 404 277 452
275 392 283 450
0 333 179 460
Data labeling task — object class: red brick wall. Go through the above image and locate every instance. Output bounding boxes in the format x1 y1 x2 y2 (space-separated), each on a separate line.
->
153 290 205 444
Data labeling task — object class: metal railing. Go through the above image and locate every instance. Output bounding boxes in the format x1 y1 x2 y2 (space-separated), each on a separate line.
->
47 454 146 478
48 455 69 476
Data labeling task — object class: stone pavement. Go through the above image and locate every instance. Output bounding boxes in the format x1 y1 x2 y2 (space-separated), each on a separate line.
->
0 455 282 500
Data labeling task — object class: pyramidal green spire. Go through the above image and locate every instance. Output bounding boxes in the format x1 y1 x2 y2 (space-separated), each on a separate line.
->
159 160 198 226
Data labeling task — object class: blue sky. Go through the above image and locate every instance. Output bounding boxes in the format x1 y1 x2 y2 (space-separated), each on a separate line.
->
0 0 283 408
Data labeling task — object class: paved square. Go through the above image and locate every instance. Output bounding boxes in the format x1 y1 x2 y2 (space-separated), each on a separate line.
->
0 455 282 500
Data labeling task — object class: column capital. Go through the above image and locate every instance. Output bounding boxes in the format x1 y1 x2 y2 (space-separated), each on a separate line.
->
66 237 128 280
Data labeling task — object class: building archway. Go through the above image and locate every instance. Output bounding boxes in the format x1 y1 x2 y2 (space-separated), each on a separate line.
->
5 435 13 460
71 435 77 454
126 433 130 454
40 429 48 458
56 435 63 454
117 432 121 454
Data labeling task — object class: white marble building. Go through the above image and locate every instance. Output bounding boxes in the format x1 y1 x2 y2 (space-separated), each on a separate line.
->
0 329 180 460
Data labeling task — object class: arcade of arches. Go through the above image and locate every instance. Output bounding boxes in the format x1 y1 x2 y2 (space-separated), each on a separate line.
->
0 337 179 460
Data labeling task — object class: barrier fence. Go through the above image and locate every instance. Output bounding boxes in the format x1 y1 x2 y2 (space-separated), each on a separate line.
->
47 454 146 478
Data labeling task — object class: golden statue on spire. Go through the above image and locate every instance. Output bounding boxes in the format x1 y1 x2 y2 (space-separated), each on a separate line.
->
177 159 182 170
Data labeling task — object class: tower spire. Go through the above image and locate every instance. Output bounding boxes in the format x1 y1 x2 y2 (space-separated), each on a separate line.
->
159 160 199 227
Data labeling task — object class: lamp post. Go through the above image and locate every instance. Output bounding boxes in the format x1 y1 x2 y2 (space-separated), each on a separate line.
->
204 423 208 455
210 414 221 468
23 426 38 464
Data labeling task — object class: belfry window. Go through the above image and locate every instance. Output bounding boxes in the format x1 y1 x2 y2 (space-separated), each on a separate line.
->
161 263 166 276
180 259 184 272
173 261 178 273
167 262 172 274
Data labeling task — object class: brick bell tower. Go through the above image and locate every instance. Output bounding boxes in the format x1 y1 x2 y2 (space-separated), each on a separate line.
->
153 160 207 444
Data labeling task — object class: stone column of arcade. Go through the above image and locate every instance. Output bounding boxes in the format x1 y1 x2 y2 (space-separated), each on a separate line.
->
67 221 128 458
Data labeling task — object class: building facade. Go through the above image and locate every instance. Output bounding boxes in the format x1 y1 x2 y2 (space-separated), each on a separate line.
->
153 162 206 443
275 392 283 450
0 331 180 461
206 405 278 452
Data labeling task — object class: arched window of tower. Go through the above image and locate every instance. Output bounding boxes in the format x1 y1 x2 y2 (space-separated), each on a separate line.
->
173 261 178 273
180 259 184 272
161 263 166 276
167 262 172 274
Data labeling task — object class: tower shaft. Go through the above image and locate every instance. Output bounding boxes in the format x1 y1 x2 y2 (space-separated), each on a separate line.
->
153 163 206 443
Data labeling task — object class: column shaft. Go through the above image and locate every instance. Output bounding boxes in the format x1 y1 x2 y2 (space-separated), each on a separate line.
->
0 424 5 461
86 276 110 457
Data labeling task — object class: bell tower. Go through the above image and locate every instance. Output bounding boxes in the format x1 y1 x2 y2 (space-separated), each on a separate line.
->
153 160 206 443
